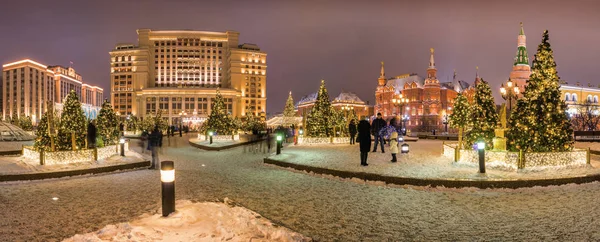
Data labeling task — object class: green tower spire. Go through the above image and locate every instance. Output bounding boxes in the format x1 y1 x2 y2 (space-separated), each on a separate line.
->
514 22 529 66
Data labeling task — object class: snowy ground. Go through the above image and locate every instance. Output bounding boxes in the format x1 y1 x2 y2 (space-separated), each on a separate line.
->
269 140 600 181
0 140 33 152
64 199 310 242
2 136 600 241
0 150 147 175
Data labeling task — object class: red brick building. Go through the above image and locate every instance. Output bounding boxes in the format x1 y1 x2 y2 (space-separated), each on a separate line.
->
374 48 472 132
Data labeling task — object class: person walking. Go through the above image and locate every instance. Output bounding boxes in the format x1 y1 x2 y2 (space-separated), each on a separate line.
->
389 131 399 162
266 129 273 153
149 126 161 170
371 113 387 153
86 120 97 149
358 119 371 166
348 119 357 145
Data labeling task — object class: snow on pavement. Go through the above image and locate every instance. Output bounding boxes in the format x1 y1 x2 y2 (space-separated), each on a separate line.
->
64 199 310 242
1 137 600 241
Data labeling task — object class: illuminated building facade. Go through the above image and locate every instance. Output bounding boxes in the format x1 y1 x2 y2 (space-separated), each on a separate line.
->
2 59 103 122
296 90 374 120
374 49 472 132
110 29 267 125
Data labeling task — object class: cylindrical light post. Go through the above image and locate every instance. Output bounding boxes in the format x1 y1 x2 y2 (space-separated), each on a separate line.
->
477 141 486 173
209 131 214 144
276 134 282 155
160 160 175 217
119 138 125 156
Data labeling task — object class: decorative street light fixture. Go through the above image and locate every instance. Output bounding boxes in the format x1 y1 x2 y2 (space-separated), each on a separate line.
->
401 143 409 154
160 160 175 217
119 138 126 156
477 141 486 173
392 93 409 135
209 131 214 144
500 79 520 121
276 134 283 155
178 111 187 137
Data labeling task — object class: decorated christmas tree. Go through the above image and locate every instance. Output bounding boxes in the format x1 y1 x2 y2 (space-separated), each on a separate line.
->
19 116 33 131
97 100 120 145
125 115 140 133
305 80 333 137
57 90 87 150
508 30 573 152
465 79 498 149
331 108 348 136
449 93 470 149
242 112 266 133
34 111 56 151
204 90 236 135
282 91 297 127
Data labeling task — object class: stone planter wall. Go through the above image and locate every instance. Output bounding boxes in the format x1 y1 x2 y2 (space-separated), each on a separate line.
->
23 143 129 166
297 136 350 145
197 134 240 141
443 142 588 170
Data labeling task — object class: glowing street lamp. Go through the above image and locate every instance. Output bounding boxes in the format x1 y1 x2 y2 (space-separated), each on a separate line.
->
401 143 409 154
160 161 175 217
119 138 126 156
477 141 486 173
276 134 283 155
500 79 520 125
209 131 214 144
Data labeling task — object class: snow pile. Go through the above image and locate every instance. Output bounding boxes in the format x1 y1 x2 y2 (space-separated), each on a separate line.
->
64 199 311 242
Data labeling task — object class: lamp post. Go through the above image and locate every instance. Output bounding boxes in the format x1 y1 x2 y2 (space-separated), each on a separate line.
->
500 79 520 122
119 137 125 156
276 134 283 155
477 141 486 173
178 111 187 137
160 160 175 217
392 93 409 133
209 131 214 144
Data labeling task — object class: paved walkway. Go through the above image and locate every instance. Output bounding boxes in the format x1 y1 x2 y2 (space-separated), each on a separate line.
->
2 136 600 241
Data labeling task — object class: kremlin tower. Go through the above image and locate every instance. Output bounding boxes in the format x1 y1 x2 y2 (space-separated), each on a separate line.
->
509 22 531 93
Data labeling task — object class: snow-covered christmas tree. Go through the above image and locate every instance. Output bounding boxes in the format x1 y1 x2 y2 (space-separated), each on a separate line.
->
305 80 333 137
465 79 498 149
97 100 120 145
282 91 297 127
449 93 470 149
508 30 573 152
57 90 87 150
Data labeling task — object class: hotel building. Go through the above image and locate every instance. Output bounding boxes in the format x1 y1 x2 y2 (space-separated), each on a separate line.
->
110 29 267 125
2 59 103 122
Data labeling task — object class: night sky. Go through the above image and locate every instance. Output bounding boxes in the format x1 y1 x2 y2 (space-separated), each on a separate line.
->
1 0 599 114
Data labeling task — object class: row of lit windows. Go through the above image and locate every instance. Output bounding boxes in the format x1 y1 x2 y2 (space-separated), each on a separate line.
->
154 40 224 47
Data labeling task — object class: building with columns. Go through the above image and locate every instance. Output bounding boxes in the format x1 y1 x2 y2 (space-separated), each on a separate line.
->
296 90 373 120
2 59 103 122
109 29 267 126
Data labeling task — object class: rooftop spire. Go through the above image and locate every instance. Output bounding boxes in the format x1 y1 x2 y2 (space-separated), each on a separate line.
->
514 22 529 66
429 48 435 68
378 61 386 86
380 61 385 78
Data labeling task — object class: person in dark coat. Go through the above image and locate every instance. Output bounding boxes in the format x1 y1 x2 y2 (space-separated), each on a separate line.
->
348 119 357 145
86 121 97 149
358 119 371 166
371 113 387 153
149 126 161 169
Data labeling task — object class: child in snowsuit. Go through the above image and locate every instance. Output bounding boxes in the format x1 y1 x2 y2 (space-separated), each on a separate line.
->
390 131 399 162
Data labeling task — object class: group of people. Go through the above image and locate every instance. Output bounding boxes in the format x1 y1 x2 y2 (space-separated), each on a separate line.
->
349 113 404 166
141 127 164 170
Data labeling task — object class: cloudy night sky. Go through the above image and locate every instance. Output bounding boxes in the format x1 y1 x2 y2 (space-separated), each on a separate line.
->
1 0 599 113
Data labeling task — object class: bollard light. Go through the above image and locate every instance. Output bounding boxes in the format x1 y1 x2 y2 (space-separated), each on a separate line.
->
398 136 404 143
299 129 304 135
401 143 409 154
209 131 214 144
477 141 486 173
119 138 126 156
276 135 282 155
160 161 175 217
